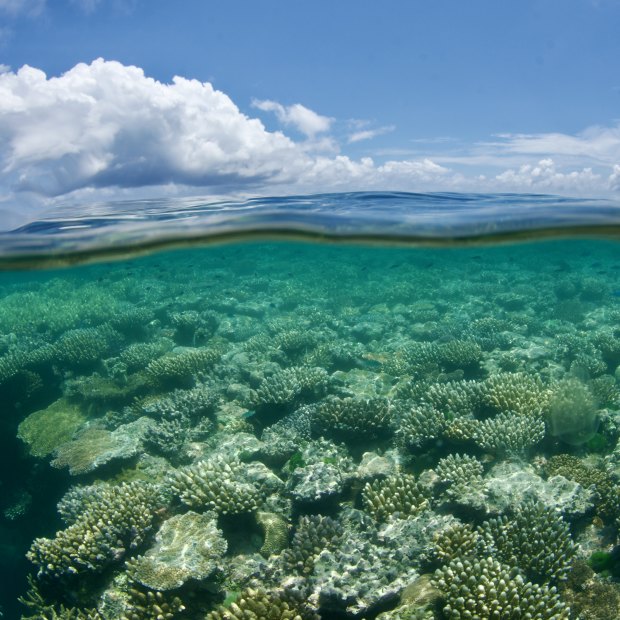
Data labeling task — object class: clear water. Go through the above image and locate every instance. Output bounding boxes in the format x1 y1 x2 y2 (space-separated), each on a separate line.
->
3 192 620 619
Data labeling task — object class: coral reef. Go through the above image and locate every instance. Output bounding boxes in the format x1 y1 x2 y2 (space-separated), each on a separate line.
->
7 239 620 619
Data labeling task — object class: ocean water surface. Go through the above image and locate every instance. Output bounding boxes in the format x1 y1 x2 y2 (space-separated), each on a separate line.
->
2 192 620 619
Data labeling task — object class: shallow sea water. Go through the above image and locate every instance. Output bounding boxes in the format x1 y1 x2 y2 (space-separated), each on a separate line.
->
2 193 620 619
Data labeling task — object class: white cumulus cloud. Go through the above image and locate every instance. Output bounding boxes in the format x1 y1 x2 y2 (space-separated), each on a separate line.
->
0 59 302 196
252 99 332 137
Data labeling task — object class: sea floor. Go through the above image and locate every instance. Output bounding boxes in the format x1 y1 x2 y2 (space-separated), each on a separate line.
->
1 238 620 619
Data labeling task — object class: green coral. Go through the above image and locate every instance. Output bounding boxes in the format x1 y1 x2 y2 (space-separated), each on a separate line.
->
121 588 186 620
170 457 263 515
146 347 221 387
477 501 576 584
482 372 549 416
313 396 393 440
205 587 319 620
362 473 430 522
434 557 570 619
547 378 600 446
27 481 163 577
256 511 289 558
17 398 86 458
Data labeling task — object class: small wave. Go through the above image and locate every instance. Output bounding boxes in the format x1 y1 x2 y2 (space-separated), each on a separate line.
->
2 191 620 268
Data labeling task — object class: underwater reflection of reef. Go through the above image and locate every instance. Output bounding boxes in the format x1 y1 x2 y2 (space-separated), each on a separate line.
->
2 239 620 619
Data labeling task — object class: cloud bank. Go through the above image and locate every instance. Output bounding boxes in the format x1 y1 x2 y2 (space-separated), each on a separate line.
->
0 58 619 228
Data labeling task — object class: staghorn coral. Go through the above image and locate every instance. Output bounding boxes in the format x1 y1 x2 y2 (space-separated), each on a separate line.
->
481 372 549 416
362 473 430 522
436 339 483 373
383 342 438 377
146 347 221 387
394 401 446 449
54 325 121 368
138 384 219 422
249 366 329 411
432 521 481 563
477 501 576 584
259 407 313 464
121 588 186 620
120 340 173 372
205 587 319 620
27 481 164 578
594 328 620 367
434 556 570 619
385 340 481 377
434 453 484 498
313 396 394 440
470 410 546 455
170 457 263 515
19 575 104 619
422 379 481 418
279 514 343 576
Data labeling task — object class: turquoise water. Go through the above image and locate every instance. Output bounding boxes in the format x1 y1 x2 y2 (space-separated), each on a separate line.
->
3 193 620 619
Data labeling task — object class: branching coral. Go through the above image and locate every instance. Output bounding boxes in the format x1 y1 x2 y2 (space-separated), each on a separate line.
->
481 372 549 416
27 482 164 578
434 557 570 619
170 457 263 514
279 514 343 576
394 401 446 449
313 396 394 440
205 587 319 620
477 501 576 584
362 473 430 522
249 366 329 411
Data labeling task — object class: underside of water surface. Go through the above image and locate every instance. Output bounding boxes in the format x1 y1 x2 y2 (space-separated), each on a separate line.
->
2 193 620 619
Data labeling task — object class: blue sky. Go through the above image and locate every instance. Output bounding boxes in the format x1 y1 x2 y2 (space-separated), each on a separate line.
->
1 0 620 225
